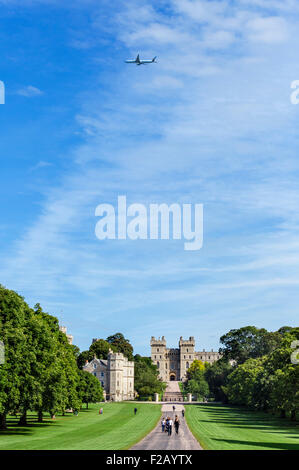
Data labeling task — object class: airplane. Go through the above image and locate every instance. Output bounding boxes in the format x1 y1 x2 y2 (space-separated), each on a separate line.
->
125 54 157 65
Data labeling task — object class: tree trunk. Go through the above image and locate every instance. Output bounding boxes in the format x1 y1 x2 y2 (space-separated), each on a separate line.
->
38 410 43 423
280 409 286 418
291 410 296 421
0 413 6 430
18 411 27 426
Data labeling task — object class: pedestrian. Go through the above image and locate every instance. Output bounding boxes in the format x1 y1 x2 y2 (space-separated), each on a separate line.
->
174 415 180 435
99 408 103 415
165 417 169 433
182 409 185 418
134 407 137 415
168 417 173 436
161 417 166 432
172 405 175 412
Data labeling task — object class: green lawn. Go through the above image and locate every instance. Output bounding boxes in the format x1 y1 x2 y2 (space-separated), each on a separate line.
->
185 403 299 450
0 403 161 450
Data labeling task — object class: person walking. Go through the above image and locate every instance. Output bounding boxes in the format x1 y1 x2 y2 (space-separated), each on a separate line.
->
161 417 166 432
165 417 169 434
134 407 137 415
174 415 180 435
182 409 185 418
172 405 176 412
168 417 173 436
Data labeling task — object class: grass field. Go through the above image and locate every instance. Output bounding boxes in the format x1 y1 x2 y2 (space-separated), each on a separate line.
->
0 403 161 450
185 403 299 450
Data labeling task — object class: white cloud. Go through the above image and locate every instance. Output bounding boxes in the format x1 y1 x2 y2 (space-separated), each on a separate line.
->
246 16 288 43
16 85 43 97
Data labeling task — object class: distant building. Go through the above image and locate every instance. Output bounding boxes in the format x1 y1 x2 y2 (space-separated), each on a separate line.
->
59 326 73 345
83 349 134 402
151 336 221 382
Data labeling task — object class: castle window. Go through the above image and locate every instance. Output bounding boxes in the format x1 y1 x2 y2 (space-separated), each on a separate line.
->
101 372 104 377
93 372 97 377
184 355 185 359
187 349 188 352
157 361 160 368
165 363 167 369
160 355 162 359
186 362 189 369
189 355 191 359
93 364 97 369
117 381 119 386
157 348 159 352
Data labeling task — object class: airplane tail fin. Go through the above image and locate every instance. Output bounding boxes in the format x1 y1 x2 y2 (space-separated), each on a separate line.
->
152 56 157 62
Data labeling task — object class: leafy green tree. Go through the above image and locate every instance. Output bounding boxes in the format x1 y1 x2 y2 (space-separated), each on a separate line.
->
134 355 165 399
0 286 38 428
219 326 282 364
106 333 134 361
223 357 266 407
77 350 90 369
185 376 209 401
270 365 299 420
186 359 205 380
204 359 232 402
89 339 116 360
78 370 103 408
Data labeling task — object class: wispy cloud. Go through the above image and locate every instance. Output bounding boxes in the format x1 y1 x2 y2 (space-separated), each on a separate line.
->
1 0 299 352
16 85 43 97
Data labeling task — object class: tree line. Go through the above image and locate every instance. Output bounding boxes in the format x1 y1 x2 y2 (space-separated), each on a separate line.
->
0 285 103 429
183 326 299 421
0 285 165 430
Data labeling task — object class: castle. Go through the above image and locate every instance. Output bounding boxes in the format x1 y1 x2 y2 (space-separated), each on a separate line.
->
151 336 221 382
83 350 135 402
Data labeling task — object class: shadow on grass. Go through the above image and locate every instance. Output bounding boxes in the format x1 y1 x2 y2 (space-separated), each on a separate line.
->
186 404 299 434
211 438 299 450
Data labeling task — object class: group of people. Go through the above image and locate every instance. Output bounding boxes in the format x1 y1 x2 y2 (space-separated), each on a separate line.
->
161 414 181 436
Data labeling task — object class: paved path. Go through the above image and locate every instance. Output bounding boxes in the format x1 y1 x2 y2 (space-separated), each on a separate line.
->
131 404 202 450
165 381 181 393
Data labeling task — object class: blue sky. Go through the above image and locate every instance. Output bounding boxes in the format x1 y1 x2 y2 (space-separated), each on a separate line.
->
1 0 299 355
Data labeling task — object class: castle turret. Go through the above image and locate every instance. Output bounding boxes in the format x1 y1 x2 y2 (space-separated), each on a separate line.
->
150 336 167 381
179 336 195 381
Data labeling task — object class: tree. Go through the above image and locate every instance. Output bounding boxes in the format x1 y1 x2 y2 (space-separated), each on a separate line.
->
204 359 232 402
106 333 134 361
219 326 282 365
185 376 209 401
134 355 166 399
186 359 205 380
78 370 103 408
0 286 38 428
77 350 90 369
223 357 266 408
89 339 116 360
270 365 299 421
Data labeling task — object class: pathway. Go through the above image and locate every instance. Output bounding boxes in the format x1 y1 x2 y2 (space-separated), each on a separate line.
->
131 404 202 450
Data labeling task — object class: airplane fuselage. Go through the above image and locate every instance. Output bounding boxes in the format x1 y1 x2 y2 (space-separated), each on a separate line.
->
125 55 157 65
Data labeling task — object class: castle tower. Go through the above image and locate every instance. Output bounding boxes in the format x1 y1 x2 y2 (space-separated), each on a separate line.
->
107 350 124 402
150 336 167 381
179 336 195 381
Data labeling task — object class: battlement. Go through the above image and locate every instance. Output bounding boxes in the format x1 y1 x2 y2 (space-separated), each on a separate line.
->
179 336 195 347
150 336 166 346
